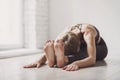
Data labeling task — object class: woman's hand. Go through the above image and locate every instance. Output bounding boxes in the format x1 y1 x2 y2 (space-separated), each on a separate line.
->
62 61 79 71
23 56 46 68
23 60 45 68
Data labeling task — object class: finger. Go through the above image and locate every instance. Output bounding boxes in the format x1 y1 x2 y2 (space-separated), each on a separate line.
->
67 66 74 71
65 65 73 71
24 64 36 68
62 66 67 70
37 63 41 68
70 66 78 71
23 64 30 68
70 66 76 71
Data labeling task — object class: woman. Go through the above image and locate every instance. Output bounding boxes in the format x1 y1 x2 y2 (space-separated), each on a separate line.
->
24 23 108 71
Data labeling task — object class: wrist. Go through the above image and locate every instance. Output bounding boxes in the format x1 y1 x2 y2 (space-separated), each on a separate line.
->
73 61 79 66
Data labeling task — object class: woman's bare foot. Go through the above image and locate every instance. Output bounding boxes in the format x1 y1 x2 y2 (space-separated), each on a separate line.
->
44 40 55 67
54 40 65 68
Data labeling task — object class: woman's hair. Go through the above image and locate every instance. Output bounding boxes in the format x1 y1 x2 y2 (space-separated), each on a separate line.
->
62 32 80 55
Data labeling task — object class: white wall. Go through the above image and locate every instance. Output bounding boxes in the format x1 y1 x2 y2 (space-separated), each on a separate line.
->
0 0 23 48
49 0 120 53
24 0 48 49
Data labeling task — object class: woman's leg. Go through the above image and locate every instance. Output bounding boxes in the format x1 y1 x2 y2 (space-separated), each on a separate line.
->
96 38 108 61
43 40 55 67
54 40 66 68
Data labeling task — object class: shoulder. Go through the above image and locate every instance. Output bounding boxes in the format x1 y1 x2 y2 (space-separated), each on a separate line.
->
81 23 97 37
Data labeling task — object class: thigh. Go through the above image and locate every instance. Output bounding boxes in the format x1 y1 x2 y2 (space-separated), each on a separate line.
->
96 38 108 61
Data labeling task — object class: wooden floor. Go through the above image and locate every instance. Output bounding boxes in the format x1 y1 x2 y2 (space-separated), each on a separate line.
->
0 52 120 80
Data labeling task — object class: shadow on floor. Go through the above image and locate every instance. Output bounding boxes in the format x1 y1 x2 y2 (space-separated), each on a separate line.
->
95 60 107 67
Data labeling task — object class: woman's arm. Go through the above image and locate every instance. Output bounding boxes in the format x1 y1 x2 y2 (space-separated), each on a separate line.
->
76 31 96 67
